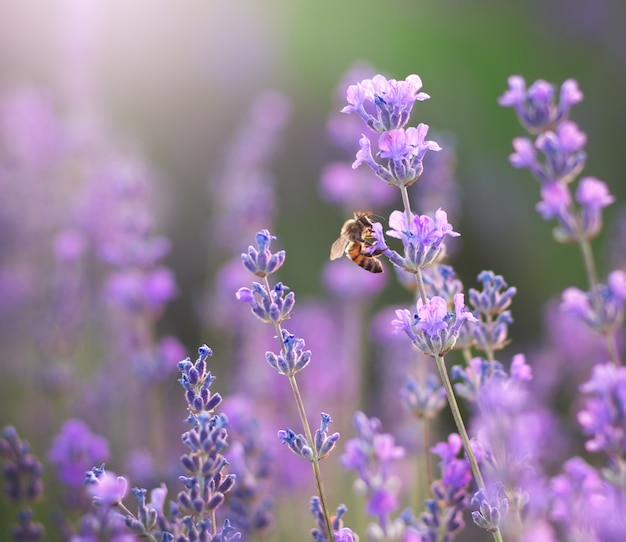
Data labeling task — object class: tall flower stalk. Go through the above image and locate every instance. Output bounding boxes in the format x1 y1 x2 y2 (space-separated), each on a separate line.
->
343 74 505 541
237 230 343 542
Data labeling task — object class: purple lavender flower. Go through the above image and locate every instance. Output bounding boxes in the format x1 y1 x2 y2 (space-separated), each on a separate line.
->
509 121 587 184
392 293 477 357
48 419 110 489
577 362 626 463
370 209 459 274
219 396 274 536
468 364 561 540
78 466 140 542
471 484 509 533
550 457 626 541
451 357 507 402
340 412 404 536
171 346 237 540
236 281 295 324
127 485 169 538
280 413 339 462
177 345 223 414
342 74 441 188
402 433 477 541
265 329 311 376
241 230 286 278
535 181 577 237
310 497 358 542
575 176 615 239
401 373 447 420
84 469 129 507
353 126 441 189
498 75 583 134
0 426 45 541
466 271 517 354
560 270 626 334
342 74 430 133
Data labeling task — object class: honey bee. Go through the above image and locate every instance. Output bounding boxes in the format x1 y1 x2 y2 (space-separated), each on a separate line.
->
330 211 384 273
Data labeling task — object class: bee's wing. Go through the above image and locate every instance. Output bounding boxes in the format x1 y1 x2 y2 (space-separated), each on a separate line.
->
330 236 349 260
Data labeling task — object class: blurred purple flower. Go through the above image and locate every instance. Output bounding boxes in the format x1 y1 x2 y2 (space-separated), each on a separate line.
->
498 76 583 134
48 419 109 489
319 161 396 210
86 470 129 507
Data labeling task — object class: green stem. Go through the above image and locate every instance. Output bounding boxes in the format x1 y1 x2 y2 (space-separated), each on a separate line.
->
264 277 335 541
433 354 505 542
578 237 599 290
578 233 621 364
287 373 334 541
433 354 485 489
422 418 433 490
415 267 428 305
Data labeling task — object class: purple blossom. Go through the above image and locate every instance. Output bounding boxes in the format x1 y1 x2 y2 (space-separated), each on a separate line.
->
342 74 430 132
471 485 509 533
509 137 537 169
402 434 476 541
241 229 286 278
265 329 311 376
220 395 274 536
498 76 583 133
577 362 626 458
550 457 626 541
236 281 295 324
535 180 572 218
340 412 404 534
48 419 110 489
172 365 236 536
392 293 477 357
509 121 587 184
452 357 508 402
379 209 459 273
575 176 615 238
353 125 441 188
310 497 356 542
466 271 517 353
177 345 223 414
85 470 129 507
401 373 446 420
0 426 44 504
560 270 626 333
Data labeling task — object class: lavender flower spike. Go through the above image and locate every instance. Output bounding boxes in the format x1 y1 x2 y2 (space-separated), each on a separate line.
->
342 74 430 133
498 75 583 134
177 345 223 414
560 270 626 334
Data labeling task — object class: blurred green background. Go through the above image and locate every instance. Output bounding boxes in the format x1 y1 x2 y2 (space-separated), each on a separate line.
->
1 0 626 537
2 0 625 348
